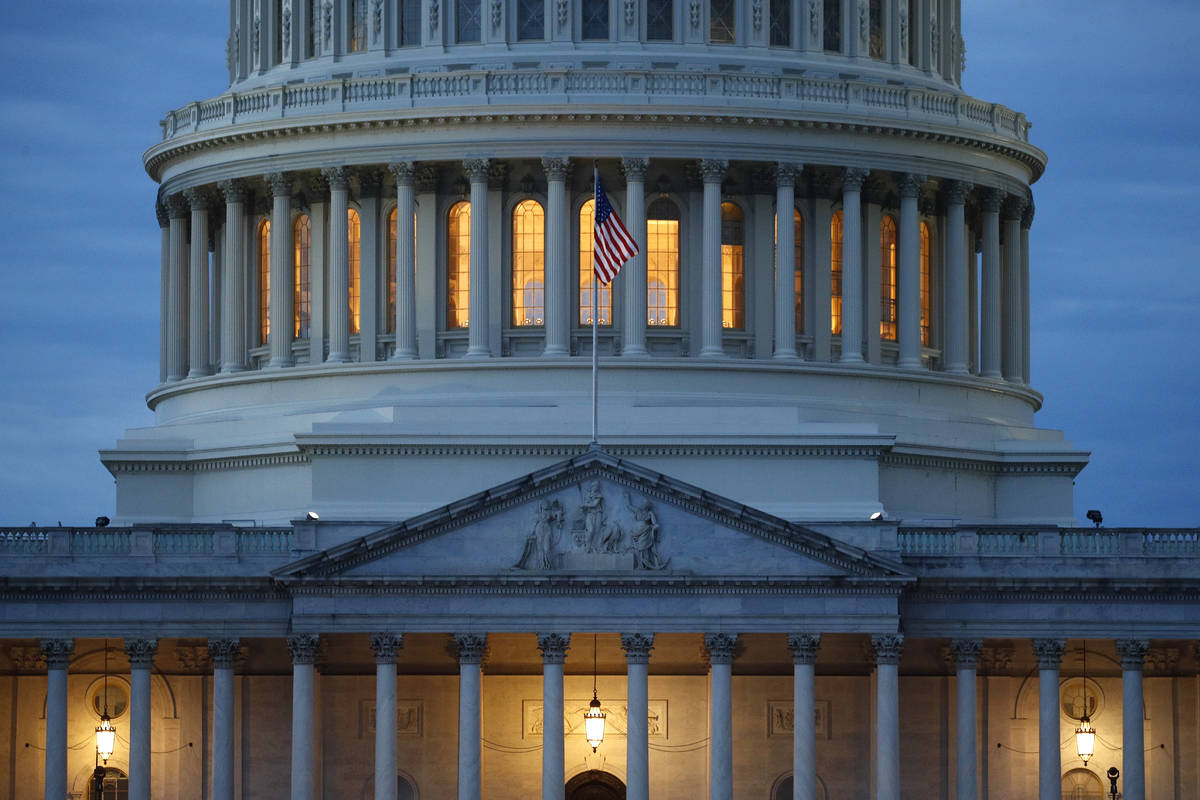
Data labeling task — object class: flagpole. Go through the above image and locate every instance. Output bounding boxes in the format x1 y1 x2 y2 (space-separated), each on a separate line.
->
591 160 600 445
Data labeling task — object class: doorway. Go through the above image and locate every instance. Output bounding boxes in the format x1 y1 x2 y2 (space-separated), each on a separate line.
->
565 770 626 800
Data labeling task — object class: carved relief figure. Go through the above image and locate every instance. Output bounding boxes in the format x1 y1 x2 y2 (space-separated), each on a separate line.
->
578 481 615 552
515 499 564 569
625 491 668 570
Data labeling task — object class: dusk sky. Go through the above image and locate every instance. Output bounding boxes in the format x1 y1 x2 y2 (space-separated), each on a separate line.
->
0 1 1196 527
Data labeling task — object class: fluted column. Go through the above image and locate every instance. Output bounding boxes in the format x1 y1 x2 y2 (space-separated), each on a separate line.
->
218 180 248 372
871 634 903 800
1021 204 1034 384
699 159 728 358
1032 639 1065 800
41 639 73 800
166 194 189 381
788 634 820 800
372 634 404 800
951 639 982 800
979 188 1003 379
773 164 800 359
388 163 418 360
897 173 926 369
622 634 654 800
184 188 211 377
209 638 240 800
705 633 738 800
157 203 170 383
325 167 351 363
542 158 571 356
463 159 491 357
125 638 158 800
266 172 295 368
455 633 487 800
1002 195 1027 383
620 158 649 357
942 180 970 374
840 168 868 363
1118 639 1149 800
288 634 320 800
209 228 222 370
537 634 570 800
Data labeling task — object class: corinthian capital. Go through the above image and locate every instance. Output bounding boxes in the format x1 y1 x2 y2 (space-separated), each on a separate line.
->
704 633 740 665
1116 639 1150 671
842 167 869 193
620 157 648 182
941 179 971 206
287 634 321 665
542 157 571 182
1031 639 1065 669
787 633 821 665
218 179 249 204
39 639 74 669
388 161 416 186
979 187 1004 213
370 633 404 664
321 166 351 191
183 187 210 211
949 638 982 668
699 159 728 184
1002 194 1028 221
264 172 293 197
537 633 571 664
898 172 927 199
166 193 190 219
207 638 242 669
124 638 159 669
774 163 802 189
462 158 490 183
870 634 904 666
454 633 488 664
621 633 655 664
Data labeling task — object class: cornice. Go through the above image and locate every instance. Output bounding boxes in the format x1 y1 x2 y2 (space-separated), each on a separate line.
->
0 577 285 602
282 575 911 596
903 578 1200 603
104 452 310 475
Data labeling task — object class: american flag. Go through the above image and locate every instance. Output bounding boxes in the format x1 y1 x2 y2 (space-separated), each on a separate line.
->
593 178 639 285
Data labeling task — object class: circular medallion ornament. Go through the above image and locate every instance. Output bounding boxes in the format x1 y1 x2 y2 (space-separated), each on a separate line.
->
1060 677 1104 722
85 676 131 720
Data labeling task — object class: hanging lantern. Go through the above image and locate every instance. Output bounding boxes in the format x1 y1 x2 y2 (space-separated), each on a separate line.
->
95 714 116 764
1075 716 1096 765
584 692 606 752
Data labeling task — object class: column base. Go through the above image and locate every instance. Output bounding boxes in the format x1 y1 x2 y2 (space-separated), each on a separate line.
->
187 368 213 379
390 350 418 361
839 353 865 364
772 349 798 360
621 346 649 357
464 348 492 359
898 357 923 370
541 346 569 357
325 353 350 364
265 360 295 370
699 347 726 358
981 369 1003 379
219 364 247 374
944 365 969 375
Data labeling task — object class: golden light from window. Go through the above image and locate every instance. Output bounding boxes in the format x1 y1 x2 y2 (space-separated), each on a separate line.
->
920 220 932 346
294 215 311 339
578 199 612 326
720 202 745 330
258 219 271 345
447 201 471 328
348 208 361 335
646 198 680 327
830 210 843 335
880 216 897 341
512 199 546 326
794 209 804 334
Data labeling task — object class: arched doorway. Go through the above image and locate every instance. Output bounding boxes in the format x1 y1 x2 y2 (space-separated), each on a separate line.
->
1062 768 1104 800
565 770 626 800
89 767 128 800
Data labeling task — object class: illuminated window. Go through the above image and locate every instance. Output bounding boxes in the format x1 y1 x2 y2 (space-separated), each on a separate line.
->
447 201 471 328
869 0 883 58
348 208 361 335
457 0 482 42
294 215 311 338
769 0 790 46
512 199 546 326
88 767 129 800
258 219 271 345
793 209 804 333
349 0 368 51
646 198 680 327
578 199 611 326
647 0 673 39
399 0 421 45
721 202 745 330
517 0 545 39
920 220 932 346
830 210 842 335
710 0 735 42
582 0 609 39
823 0 840 52
880 216 898 340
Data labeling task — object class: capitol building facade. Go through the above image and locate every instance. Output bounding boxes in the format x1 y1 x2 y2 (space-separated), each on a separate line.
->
4 1 1199 799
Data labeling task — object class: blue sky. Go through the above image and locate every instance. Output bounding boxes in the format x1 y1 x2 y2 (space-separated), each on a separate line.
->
0 1 1196 527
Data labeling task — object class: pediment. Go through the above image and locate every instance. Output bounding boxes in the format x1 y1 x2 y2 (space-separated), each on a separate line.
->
275 448 908 583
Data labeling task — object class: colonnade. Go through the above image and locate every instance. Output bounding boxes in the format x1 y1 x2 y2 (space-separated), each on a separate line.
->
157 159 1033 382
37 633 1151 800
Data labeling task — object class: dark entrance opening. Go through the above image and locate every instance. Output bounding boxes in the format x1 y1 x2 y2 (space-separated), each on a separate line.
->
565 770 626 800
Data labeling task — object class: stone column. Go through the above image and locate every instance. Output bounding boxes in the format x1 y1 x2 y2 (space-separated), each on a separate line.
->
41 639 73 800
942 180 970 374
773 164 801 359
979 188 1003 379
387 163 418 360
266 172 295 368
811 190 834 361
372 634 404 800
1021 204 1034 384
788 634 821 800
871 634 903 800
704 633 738 800
537 634 570 800
542 158 571 356
209 227 222 370
218 180 248 372
325 167 352 363
1118 639 1149 800
840 168 868 363
1002 195 1027 383
166 194 190 381
621 158 649 357
622 634 654 800
897 173 926 369
699 159 728 358
357 169 382 361
463 159 491 358
209 638 240 800
288 634 320 800
157 202 170 383
125 638 158 800
951 639 982 800
307 174 329 364
1032 639 1065 800
185 188 211 378
455 633 487 800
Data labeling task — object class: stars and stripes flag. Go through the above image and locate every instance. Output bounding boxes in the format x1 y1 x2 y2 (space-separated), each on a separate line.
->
593 178 639 285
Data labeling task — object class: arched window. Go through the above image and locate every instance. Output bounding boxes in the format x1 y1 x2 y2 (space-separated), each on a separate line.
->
456 0 482 42
447 201 471 328
397 773 417 800
512 199 546 326
869 0 883 58
720 202 745 330
348 208 361 335
578 199 611 326
582 0 609 39
920 220 932 346
1061 769 1103 800
647 0 673 39
294 214 311 338
646 198 680 327
793 209 804 333
258 219 271 346
386 207 419 334
349 0 368 50
89 767 129 800
769 0 790 46
880 216 898 340
830 210 843 335
710 0 735 42
823 0 840 52
517 0 545 39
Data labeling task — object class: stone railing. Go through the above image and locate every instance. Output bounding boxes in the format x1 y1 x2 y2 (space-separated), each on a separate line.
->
158 69 1031 145
899 527 1200 557
0 526 293 556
